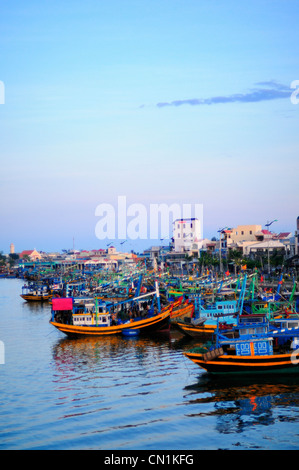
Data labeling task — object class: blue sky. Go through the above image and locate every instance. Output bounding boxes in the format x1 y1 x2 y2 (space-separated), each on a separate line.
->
0 0 298 253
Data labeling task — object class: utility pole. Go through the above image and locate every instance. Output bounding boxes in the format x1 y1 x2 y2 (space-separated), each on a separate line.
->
217 227 227 274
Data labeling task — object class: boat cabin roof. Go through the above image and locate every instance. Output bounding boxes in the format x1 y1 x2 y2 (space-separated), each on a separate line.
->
238 314 267 324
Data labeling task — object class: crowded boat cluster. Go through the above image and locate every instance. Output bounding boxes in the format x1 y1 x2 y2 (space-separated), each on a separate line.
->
16 260 299 375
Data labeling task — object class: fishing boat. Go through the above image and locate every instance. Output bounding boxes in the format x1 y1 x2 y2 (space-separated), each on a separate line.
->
50 281 172 338
20 284 51 301
174 276 248 338
174 316 232 338
174 300 239 337
170 297 195 321
184 314 299 374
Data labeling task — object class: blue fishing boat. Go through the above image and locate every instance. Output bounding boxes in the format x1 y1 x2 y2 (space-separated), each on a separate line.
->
184 313 299 374
174 276 247 337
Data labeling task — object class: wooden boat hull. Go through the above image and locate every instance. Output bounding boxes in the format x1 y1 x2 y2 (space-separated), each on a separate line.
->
50 307 171 338
21 294 51 302
175 321 217 337
184 350 299 374
170 303 194 321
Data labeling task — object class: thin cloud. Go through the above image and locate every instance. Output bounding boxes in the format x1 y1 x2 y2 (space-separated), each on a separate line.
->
155 81 291 108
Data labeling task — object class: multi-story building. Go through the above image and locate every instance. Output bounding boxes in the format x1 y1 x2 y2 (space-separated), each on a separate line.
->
173 218 201 252
223 225 262 246
19 249 42 261
221 223 295 259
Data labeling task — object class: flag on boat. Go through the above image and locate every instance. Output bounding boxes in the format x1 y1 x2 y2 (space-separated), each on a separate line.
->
52 298 73 311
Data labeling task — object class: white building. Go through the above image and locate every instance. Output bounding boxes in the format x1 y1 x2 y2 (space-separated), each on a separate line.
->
173 218 201 252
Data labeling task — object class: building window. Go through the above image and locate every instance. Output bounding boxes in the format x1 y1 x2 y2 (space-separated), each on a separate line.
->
241 231 244 235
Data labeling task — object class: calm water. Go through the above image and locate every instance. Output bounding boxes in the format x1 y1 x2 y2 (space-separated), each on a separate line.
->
1 279 299 450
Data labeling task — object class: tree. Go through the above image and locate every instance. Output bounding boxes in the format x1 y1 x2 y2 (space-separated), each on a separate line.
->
0 251 6 266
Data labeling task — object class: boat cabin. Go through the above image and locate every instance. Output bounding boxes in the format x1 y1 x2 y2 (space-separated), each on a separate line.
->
72 311 111 327
72 300 112 326
218 314 274 356
22 284 49 296
200 300 238 316
237 314 269 338
234 338 273 356
273 318 299 330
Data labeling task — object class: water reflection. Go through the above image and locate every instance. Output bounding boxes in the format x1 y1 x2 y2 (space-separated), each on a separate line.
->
184 372 299 435
3 279 299 449
21 300 51 314
50 333 186 385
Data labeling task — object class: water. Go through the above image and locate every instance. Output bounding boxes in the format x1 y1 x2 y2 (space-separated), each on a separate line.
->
1 279 299 450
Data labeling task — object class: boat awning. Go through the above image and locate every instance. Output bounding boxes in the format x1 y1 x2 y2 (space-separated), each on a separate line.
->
52 298 73 311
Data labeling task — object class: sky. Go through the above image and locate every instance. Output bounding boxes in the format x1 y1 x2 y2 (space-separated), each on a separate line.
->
0 0 298 254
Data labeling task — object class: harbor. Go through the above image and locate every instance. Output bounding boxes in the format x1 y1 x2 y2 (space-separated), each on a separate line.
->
1 0 299 453
1 238 299 450
1 277 299 450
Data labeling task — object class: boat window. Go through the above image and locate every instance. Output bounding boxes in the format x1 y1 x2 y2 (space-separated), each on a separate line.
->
240 327 256 335
247 328 255 335
256 327 265 334
217 305 222 310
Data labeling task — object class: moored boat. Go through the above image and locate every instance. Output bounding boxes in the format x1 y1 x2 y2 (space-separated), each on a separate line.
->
184 346 299 374
50 281 172 337
173 275 248 338
174 290 245 338
50 301 172 338
184 314 299 374
20 284 51 301
170 297 195 321
174 317 231 338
